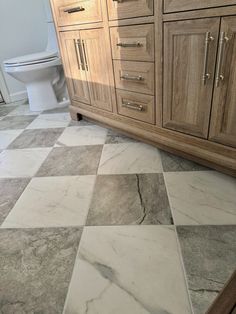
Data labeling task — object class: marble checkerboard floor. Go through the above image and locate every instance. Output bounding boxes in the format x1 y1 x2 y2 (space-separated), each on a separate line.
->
0 101 236 314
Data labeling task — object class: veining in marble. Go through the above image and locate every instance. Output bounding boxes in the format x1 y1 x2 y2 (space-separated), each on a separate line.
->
105 129 138 144
160 151 209 172
177 225 236 314
0 178 30 225
36 146 103 176
8 128 64 149
0 105 18 117
42 106 69 114
0 227 82 314
87 174 172 225
164 171 236 225
2 175 96 228
98 143 163 174
27 113 71 129
7 103 41 116
64 226 192 314
56 125 107 147
0 129 23 149
0 148 51 178
0 115 37 130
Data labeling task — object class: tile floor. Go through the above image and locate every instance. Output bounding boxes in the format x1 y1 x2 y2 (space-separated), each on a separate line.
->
0 101 235 314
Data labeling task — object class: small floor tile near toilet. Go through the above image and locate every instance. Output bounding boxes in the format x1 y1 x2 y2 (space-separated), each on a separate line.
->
87 174 172 226
8 128 64 149
164 171 236 225
2 176 96 228
98 142 163 174
27 113 71 129
0 148 51 178
0 115 38 130
0 105 18 117
0 227 82 314
63 226 192 314
177 225 236 314
36 146 103 177
55 125 108 147
0 129 23 149
0 178 30 225
7 103 42 116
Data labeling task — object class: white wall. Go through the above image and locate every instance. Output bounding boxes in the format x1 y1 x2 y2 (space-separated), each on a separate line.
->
0 0 48 102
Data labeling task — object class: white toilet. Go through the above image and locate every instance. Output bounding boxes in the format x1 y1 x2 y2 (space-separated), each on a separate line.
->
3 0 69 112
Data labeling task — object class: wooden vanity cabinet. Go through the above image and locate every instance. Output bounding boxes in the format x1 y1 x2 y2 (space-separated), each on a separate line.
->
60 28 115 112
50 0 236 175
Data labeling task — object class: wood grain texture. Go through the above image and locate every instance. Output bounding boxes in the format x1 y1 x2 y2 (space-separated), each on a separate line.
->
164 0 236 13
80 28 115 112
52 0 102 26
107 0 153 20
163 18 220 138
110 24 155 62
113 60 154 95
209 16 236 148
59 30 91 105
116 89 155 124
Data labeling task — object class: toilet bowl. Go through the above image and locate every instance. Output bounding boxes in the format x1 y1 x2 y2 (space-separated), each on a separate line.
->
3 0 69 112
4 51 68 111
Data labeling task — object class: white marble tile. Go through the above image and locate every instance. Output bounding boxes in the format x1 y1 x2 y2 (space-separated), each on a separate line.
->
64 226 191 314
7 104 42 116
2 175 96 228
0 129 23 149
26 113 71 129
98 143 163 174
0 148 51 178
164 171 236 225
55 126 107 147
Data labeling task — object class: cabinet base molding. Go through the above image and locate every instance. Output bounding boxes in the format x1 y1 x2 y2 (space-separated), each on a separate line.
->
69 105 236 177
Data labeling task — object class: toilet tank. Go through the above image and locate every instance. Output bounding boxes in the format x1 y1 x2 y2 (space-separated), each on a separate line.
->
43 0 59 52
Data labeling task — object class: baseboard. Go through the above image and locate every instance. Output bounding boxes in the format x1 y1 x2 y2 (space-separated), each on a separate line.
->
10 90 28 103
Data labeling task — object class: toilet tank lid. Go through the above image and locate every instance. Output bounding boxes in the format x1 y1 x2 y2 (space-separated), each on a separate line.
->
4 51 58 65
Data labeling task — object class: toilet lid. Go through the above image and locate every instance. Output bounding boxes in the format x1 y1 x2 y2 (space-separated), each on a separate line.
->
4 51 59 67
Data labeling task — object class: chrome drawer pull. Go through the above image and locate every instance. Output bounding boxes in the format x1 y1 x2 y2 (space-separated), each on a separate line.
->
202 32 214 85
215 32 229 87
64 6 85 13
117 42 142 48
120 74 144 81
122 102 144 111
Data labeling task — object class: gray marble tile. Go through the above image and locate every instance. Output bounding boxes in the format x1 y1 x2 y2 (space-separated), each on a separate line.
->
8 128 64 149
0 105 18 117
0 227 82 314
0 178 30 225
42 106 69 114
64 226 192 314
105 129 138 144
69 118 95 127
36 146 103 177
87 174 172 226
161 151 209 172
177 225 236 314
0 115 37 130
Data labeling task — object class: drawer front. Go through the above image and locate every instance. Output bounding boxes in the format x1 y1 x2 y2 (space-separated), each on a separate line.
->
107 0 153 20
114 60 154 95
110 24 154 62
164 0 236 13
52 0 102 26
116 89 155 124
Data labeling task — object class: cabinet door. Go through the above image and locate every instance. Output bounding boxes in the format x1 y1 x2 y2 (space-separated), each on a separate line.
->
80 28 115 111
163 18 220 138
59 31 90 105
209 16 236 148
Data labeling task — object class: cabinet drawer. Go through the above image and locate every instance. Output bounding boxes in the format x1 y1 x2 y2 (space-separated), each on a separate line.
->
164 0 236 13
110 24 154 62
107 0 153 20
116 89 155 124
52 0 102 26
114 60 154 95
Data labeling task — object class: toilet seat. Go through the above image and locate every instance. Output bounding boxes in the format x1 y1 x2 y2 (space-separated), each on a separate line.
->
4 51 59 67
